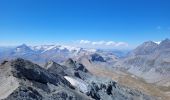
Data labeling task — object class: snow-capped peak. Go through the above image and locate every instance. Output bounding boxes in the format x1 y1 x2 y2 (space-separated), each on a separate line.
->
154 41 161 44
31 45 55 51
30 45 96 54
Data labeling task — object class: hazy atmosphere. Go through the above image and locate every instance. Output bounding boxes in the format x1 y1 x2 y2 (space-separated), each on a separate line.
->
0 0 170 49
0 0 170 100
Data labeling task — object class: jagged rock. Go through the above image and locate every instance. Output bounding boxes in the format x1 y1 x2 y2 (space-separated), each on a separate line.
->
64 58 77 68
0 58 91 100
74 72 81 79
45 61 67 76
63 58 90 80
87 82 100 100
10 58 69 86
64 59 88 73
0 58 156 100
76 63 88 72
86 81 155 100
4 86 43 100
1 60 8 65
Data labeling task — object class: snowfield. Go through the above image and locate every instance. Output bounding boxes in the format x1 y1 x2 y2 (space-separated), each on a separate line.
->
64 76 88 93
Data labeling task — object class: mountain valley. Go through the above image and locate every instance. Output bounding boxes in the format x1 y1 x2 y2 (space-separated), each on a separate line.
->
0 39 170 100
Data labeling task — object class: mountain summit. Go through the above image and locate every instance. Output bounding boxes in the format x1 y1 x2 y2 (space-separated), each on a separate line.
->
130 41 158 56
116 38 170 88
158 38 170 49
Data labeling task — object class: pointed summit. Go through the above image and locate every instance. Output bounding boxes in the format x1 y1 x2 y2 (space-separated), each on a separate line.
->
158 38 170 49
64 58 76 68
44 61 57 69
131 41 158 56
19 43 27 47
16 44 30 49
15 44 33 53
161 38 170 42
45 61 67 76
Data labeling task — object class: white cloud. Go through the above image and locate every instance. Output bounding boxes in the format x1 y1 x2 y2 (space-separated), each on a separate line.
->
105 41 116 46
78 40 128 48
79 40 91 44
92 41 105 45
115 42 128 47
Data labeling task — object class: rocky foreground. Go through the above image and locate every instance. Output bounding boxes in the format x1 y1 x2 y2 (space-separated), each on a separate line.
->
0 58 155 100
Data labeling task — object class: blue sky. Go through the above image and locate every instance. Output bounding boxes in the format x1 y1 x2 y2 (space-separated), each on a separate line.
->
0 0 170 49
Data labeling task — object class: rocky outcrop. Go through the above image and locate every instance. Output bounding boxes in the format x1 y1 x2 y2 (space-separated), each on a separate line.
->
86 81 155 100
0 58 90 100
63 58 90 80
90 53 106 62
45 61 67 76
10 58 72 87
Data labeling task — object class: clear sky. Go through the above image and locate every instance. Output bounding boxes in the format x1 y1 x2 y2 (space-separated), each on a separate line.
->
0 0 170 49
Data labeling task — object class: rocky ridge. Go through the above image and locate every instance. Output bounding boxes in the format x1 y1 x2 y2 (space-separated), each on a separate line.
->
0 58 155 100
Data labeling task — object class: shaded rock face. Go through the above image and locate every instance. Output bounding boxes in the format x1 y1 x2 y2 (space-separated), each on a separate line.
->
63 58 89 79
45 61 67 76
64 58 77 68
65 58 88 72
11 59 63 86
90 53 106 62
75 63 88 73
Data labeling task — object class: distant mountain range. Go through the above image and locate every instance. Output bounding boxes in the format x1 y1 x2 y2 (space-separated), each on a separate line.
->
0 39 170 100
0 44 127 64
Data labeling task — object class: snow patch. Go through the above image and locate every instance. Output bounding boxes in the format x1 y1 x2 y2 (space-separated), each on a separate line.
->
64 76 88 93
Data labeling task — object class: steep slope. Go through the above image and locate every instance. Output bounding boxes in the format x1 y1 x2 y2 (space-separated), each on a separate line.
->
129 41 158 56
0 58 91 100
45 61 67 76
115 39 170 87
